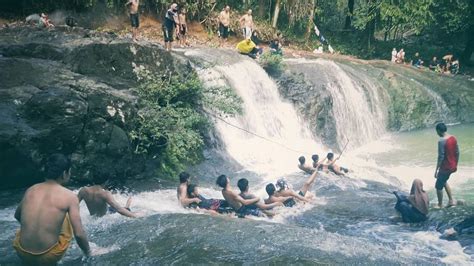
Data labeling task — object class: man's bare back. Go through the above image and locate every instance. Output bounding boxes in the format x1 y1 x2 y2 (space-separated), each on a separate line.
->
15 181 84 253
240 14 253 28
78 186 135 218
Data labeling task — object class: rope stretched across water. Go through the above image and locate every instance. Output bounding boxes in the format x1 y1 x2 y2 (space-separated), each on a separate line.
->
204 110 313 156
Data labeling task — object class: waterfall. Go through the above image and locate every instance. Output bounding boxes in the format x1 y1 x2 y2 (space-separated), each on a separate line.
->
285 58 389 149
187 50 321 178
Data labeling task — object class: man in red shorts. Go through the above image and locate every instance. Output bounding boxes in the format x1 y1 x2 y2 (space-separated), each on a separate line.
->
434 123 459 208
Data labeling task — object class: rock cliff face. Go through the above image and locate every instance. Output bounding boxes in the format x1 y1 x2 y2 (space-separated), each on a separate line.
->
0 26 190 189
273 57 474 150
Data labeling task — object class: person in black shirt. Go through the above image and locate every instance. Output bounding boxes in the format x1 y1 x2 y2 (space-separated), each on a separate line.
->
163 3 180 51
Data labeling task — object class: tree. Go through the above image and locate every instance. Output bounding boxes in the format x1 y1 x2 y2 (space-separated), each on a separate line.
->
272 0 282 28
344 0 355 29
430 0 474 65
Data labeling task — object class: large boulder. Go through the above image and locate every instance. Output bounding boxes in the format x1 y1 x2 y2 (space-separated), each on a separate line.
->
0 26 189 189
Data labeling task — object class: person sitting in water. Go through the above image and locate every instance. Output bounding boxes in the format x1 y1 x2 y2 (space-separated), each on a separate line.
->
264 183 295 207
393 178 429 223
13 154 90 265
266 170 318 207
177 172 201 207
325 152 349 175
78 176 137 218
298 156 316 174
237 178 283 217
236 38 262 59
311 154 326 172
274 176 315 205
186 184 234 214
216 174 261 217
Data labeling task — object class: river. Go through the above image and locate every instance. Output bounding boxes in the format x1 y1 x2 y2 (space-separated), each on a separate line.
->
0 49 472 264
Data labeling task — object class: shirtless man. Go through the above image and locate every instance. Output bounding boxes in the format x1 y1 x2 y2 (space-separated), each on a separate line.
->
325 152 349 175
125 0 140 42
177 172 201 207
78 178 137 218
13 154 90 265
218 6 231 45
178 8 188 47
298 156 315 174
237 178 283 217
264 183 294 206
266 171 318 207
216 175 261 217
311 154 326 172
239 9 254 39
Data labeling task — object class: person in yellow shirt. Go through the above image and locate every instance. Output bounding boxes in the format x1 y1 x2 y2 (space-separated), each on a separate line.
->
236 38 262 59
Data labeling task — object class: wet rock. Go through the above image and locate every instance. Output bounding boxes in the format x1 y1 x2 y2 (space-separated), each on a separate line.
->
0 26 188 189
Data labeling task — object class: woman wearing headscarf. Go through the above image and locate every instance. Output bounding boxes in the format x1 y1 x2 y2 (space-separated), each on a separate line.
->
393 179 429 223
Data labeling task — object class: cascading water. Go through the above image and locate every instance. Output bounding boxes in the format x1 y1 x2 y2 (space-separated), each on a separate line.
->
188 50 322 179
285 58 389 149
1 48 472 265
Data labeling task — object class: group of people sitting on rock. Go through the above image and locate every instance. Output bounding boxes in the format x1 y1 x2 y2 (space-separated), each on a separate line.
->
235 31 283 59
391 48 460 74
428 55 460 75
177 170 318 218
298 152 349 176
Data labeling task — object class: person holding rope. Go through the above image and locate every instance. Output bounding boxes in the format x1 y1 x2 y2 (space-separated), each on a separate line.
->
325 152 349 175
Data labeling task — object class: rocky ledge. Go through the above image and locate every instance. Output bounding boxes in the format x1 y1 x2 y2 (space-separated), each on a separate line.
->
0 26 189 189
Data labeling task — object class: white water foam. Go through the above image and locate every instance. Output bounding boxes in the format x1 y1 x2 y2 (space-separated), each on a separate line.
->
196 58 324 180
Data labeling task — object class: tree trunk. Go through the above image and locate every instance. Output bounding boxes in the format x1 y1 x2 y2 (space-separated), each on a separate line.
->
258 0 266 19
344 0 355 29
305 0 316 40
366 0 376 50
272 0 281 28
461 24 474 65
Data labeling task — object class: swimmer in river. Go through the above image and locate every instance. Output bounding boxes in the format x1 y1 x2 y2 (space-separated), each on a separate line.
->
265 170 317 207
177 172 201 207
186 184 234 214
78 176 137 218
237 178 283 217
13 154 90 265
298 156 316 174
216 175 262 217
324 152 349 175
264 183 295 207
311 154 326 172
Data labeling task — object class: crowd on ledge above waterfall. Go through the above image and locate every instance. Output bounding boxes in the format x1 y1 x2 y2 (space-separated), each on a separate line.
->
391 48 460 75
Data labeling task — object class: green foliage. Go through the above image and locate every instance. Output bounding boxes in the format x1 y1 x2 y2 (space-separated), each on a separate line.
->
353 0 434 34
130 69 242 177
259 52 284 75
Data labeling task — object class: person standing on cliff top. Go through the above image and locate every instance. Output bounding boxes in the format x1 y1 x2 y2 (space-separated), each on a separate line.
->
125 0 140 42
239 9 254 39
13 154 90 265
434 122 459 208
163 3 180 51
177 7 188 48
218 6 231 46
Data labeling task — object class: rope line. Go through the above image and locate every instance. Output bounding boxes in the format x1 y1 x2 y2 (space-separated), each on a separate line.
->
204 110 314 156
